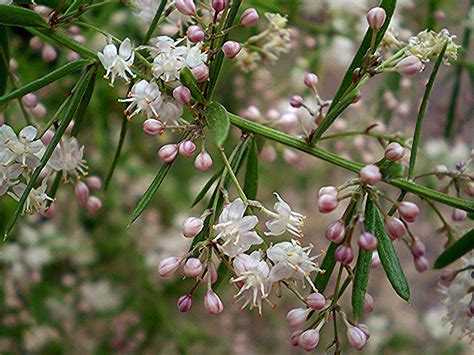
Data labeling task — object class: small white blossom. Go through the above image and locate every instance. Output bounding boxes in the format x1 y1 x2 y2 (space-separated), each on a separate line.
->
0 154 21 195
9 180 52 214
405 29 460 64
119 79 162 118
264 193 305 237
0 125 44 167
131 0 160 22
47 137 87 180
97 38 135 85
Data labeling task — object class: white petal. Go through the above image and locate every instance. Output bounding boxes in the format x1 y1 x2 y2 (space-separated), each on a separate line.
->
269 263 293 282
119 38 133 59
239 215 258 232
19 126 37 142
228 198 246 221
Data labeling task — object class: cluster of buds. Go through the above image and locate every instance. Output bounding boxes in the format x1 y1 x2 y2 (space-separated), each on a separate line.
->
74 177 103 214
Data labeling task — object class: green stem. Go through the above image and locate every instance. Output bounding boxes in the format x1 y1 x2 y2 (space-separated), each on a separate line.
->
219 147 248 203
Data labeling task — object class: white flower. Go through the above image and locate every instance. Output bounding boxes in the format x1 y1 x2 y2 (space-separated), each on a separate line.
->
9 180 52 214
213 198 262 257
267 240 321 289
131 0 159 22
119 79 162 118
152 52 184 82
47 137 87 180
148 36 176 57
97 38 135 85
0 125 44 167
405 29 460 64
232 251 274 315
159 95 183 121
0 154 21 195
264 193 305 237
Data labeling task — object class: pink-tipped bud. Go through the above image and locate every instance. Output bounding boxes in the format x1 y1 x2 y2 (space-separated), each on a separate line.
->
86 196 102 214
204 290 224 315
287 308 310 328
303 73 318 88
306 292 326 310
85 176 102 191
318 186 338 197
384 142 405 161
195 151 213 171
182 217 204 238
325 220 346 243
335 244 354 265
40 202 56 219
67 51 81 62
371 251 381 268
298 329 320 351
183 258 203 277
158 256 181 277
347 325 367 350
398 201 420 222
318 194 338 213
42 44 57 62
192 64 209 82
41 130 54 146
364 293 374 313
411 240 426 257
357 324 371 340
440 268 456 282
187 25 205 43
290 330 303 347
212 0 228 13
32 103 47 118
175 0 196 16
222 41 241 59
206 262 218 284
143 119 164 136
385 217 406 240
75 181 90 205
22 93 38 109
29 36 43 51
366 7 386 30
178 140 196 157
434 164 448 179
395 55 423 75
158 144 178 163
290 95 303 108
240 8 259 26
360 164 382 185
414 255 429 273
451 208 467 222
358 232 378 251
173 85 191 106
177 294 192 312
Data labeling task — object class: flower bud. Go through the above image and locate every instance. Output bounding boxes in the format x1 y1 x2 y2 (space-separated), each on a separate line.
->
347 325 367 350
385 217 406 240
371 251 380 268
283 148 300 164
22 93 38 109
290 330 302 347
360 164 382 185
175 0 196 16
86 196 102 214
192 64 209 82
366 7 386 31
207 262 218 284
173 85 191 106
183 258 203 277
325 220 346 243
42 44 57 62
451 208 467 222
298 329 320 351
158 256 181 277
287 308 310 328
187 25 205 43
357 324 370 340
177 294 192 312
195 151 213 171
411 240 426 257
440 268 456 282
158 144 178 163
204 290 224 315
75 181 90 205
85 176 102 191
306 292 325 310
398 201 420 222
67 51 81 62
303 73 318 88
240 8 259 26
384 142 405 161
29 36 43 51
414 255 429 273
463 182 474 197
41 130 54 146
182 217 204 238
335 244 354 265
358 232 378 251
395 55 423 75
318 186 338 197
434 164 448 179
364 293 374 313
40 202 56 219
178 140 196 157
212 0 228 13
290 95 303 108
318 194 338 213
222 41 241 59
32 103 47 118
143 119 164 136
279 113 299 129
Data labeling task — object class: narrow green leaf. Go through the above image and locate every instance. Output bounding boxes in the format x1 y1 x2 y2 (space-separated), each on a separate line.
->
71 68 97 137
103 117 130 191
379 160 406 180
0 59 90 106
205 102 230 147
191 169 222 207
179 67 208 104
0 25 9 96
0 5 49 28
243 136 259 200
434 229 474 269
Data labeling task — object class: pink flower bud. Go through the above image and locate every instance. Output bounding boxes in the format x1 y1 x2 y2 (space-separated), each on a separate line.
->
358 232 378 251
395 55 423 75
451 208 467 222
366 7 386 30
290 330 302 347
287 308 310 328
73 35 86 45
303 73 318 88
414 255 429 273
40 202 56 219
158 256 181 277
22 93 38 109
364 293 374 313
177 294 192 312
206 262 218 284
86 196 102 214
347 325 367 350
240 8 259 26
195 151 213 171
385 217 406 240
175 0 196 16
187 25 205 43
32 103 47 118
182 217 204 238
290 95 303 108
42 44 57 62
75 181 90 205
463 182 474 197
204 290 224 315
398 201 420 222
67 51 81 62
325 220 346 243
298 329 320 351
371 251 380 268
357 324 370 339
360 164 382 185
66 121 75 134
306 292 325 310
318 186 338 197
318 194 338 213
434 164 448 179
440 268 456 282
192 64 209 82
29 36 43 51
143 119 164 135
384 142 405 161
173 85 191 106
335 244 354 265
41 130 54 145
178 140 196 157
85 176 102 191
183 258 203 277
212 0 228 13
158 144 178 163
411 240 426 257
283 148 299 164
222 41 241 59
